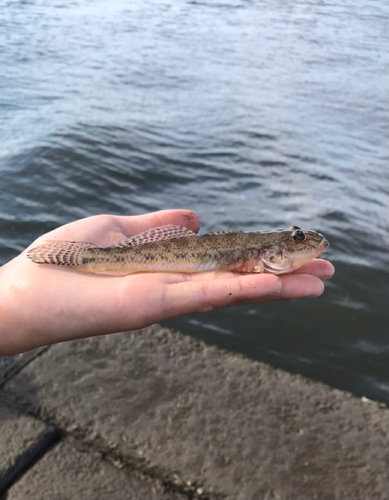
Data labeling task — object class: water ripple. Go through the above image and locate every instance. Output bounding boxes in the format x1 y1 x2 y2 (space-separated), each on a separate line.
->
0 0 388 402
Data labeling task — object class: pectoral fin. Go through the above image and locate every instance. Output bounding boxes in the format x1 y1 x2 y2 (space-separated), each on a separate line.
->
262 256 292 275
261 249 292 275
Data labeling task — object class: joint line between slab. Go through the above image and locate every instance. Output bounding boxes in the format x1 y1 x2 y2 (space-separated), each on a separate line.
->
0 427 60 497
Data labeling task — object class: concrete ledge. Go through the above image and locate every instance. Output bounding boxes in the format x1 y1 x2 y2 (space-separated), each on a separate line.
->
0 348 48 387
6 438 186 500
2 325 389 499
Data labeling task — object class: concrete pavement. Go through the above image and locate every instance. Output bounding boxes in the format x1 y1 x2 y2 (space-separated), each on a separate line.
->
1 325 388 499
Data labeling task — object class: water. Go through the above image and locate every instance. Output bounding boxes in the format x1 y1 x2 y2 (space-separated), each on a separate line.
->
1 0 388 402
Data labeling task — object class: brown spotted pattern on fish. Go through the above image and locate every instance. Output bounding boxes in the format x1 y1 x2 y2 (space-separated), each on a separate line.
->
27 225 329 275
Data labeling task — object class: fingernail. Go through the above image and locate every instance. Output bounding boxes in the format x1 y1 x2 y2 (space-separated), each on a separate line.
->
307 281 325 297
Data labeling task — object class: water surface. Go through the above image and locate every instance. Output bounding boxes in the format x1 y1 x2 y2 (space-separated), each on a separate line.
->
1 0 388 401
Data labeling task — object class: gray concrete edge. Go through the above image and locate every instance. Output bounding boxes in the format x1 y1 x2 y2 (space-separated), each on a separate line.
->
1 324 388 500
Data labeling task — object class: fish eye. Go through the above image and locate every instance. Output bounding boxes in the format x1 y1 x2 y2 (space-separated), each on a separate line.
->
292 229 306 242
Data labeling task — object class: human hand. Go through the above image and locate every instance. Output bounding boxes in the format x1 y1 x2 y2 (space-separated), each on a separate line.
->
0 210 334 355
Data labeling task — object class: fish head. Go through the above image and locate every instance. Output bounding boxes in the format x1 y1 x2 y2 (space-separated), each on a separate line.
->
261 226 329 274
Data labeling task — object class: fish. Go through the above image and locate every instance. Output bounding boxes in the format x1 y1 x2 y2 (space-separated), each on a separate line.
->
26 224 329 275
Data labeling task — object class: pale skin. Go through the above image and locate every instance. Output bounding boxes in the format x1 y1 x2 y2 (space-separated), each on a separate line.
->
0 210 335 356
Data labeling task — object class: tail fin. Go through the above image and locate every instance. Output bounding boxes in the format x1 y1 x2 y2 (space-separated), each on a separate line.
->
27 241 98 268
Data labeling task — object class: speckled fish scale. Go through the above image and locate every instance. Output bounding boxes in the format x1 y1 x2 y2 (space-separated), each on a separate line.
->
27 224 329 275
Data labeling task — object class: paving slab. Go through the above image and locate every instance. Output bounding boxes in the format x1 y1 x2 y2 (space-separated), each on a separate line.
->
5 438 185 500
3 325 389 500
0 399 57 494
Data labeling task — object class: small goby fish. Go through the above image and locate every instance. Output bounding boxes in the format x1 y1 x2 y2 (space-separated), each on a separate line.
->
27 225 329 275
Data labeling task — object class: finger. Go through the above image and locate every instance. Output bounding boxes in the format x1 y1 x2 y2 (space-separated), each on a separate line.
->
158 273 283 318
274 273 325 300
62 273 281 337
174 273 324 309
292 259 335 280
116 210 201 236
233 274 325 306
156 270 243 285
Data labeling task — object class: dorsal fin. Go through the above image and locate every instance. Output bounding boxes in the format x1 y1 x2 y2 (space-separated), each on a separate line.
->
113 225 197 248
202 230 241 236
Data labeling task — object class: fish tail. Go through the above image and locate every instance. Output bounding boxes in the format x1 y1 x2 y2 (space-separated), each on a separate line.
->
27 241 98 268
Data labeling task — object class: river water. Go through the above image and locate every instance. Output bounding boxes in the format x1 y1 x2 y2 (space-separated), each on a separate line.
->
1 0 388 402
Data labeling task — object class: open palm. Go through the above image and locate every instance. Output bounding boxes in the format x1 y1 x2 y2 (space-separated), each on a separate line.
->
0 210 334 355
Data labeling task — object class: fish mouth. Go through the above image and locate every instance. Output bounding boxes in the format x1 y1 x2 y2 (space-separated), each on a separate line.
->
314 231 329 252
314 237 329 259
